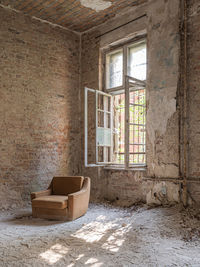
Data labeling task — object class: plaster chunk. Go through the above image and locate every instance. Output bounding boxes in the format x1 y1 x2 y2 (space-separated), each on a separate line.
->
146 182 180 206
80 0 112 12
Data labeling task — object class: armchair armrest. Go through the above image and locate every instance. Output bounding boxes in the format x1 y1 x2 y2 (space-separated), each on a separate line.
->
31 189 52 201
68 177 90 220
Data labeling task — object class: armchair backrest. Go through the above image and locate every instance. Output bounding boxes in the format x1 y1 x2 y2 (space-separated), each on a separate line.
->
52 176 84 195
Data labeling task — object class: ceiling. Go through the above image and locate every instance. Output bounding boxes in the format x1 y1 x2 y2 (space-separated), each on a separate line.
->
0 0 145 32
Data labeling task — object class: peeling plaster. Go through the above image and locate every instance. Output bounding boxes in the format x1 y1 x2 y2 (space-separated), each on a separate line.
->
80 0 112 12
147 86 177 147
146 182 180 206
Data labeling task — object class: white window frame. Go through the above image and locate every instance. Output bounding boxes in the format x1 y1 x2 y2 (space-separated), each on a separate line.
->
85 38 147 169
124 75 146 169
85 87 113 167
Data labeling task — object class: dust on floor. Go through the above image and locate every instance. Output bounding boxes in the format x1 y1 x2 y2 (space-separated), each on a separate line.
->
0 204 200 266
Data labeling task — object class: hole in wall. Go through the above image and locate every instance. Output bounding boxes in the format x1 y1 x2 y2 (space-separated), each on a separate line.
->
80 0 112 12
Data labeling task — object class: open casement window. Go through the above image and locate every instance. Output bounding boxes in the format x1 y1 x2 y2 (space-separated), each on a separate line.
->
85 76 146 168
85 39 147 169
85 88 113 166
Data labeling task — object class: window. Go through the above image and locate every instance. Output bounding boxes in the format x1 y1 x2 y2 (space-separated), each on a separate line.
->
127 41 146 81
85 39 147 169
106 49 123 89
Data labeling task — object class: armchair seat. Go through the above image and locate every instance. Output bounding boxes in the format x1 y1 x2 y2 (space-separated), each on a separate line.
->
32 195 68 209
31 176 90 221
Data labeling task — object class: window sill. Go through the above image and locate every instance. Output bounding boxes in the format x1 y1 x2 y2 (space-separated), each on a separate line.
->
85 164 147 171
103 165 147 171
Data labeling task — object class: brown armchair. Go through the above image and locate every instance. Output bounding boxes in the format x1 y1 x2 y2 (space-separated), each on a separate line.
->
31 176 90 221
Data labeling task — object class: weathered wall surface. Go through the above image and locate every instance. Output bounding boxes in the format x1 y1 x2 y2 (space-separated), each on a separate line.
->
0 6 81 209
146 0 180 179
187 0 200 203
81 0 181 205
1 0 200 209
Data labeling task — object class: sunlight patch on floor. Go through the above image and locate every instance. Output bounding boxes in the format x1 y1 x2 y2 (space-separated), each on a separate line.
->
72 220 118 243
67 253 85 266
102 223 131 252
72 217 132 253
85 257 103 266
40 244 68 264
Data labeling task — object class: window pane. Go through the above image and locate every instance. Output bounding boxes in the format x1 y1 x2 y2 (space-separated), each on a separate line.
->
98 146 104 162
130 104 146 125
130 154 146 164
117 153 124 164
98 94 104 110
98 147 111 163
130 89 146 105
128 41 146 81
129 145 145 153
98 111 104 127
97 111 111 128
129 85 146 165
87 90 96 165
129 125 146 149
112 94 125 164
104 96 111 112
106 113 110 128
106 50 123 89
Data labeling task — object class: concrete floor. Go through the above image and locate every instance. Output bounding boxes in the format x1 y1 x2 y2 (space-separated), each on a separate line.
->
0 204 200 266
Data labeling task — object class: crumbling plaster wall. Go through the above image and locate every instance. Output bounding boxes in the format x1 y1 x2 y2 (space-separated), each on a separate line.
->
0 6 81 209
186 0 200 203
146 0 180 179
81 0 181 205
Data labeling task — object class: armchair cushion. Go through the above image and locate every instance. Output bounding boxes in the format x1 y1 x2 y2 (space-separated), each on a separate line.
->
31 189 51 200
52 176 84 195
32 195 68 209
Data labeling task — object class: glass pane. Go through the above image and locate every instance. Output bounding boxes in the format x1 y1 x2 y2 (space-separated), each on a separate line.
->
106 113 110 128
130 89 146 105
87 90 96 164
98 94 104 110
128 41 146 81
98 95 111 112
130 125 146 146
97 111 111 128
98 147 111 163
106 50 123 89
129 145 145 153
130 105 146 125
112 94 125 164
130 90 145 126
106 147 111 162
130 105 139 125
129 154 137 164
117 153 124 164
104 96 111 112
98 111 104 127
97 128 111 147
130 154 146 164
98 146 104 162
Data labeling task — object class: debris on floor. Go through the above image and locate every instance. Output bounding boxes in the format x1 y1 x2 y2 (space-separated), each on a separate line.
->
0 204 200 266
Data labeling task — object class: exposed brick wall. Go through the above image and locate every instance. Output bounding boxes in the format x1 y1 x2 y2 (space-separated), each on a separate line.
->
0 7 81 209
